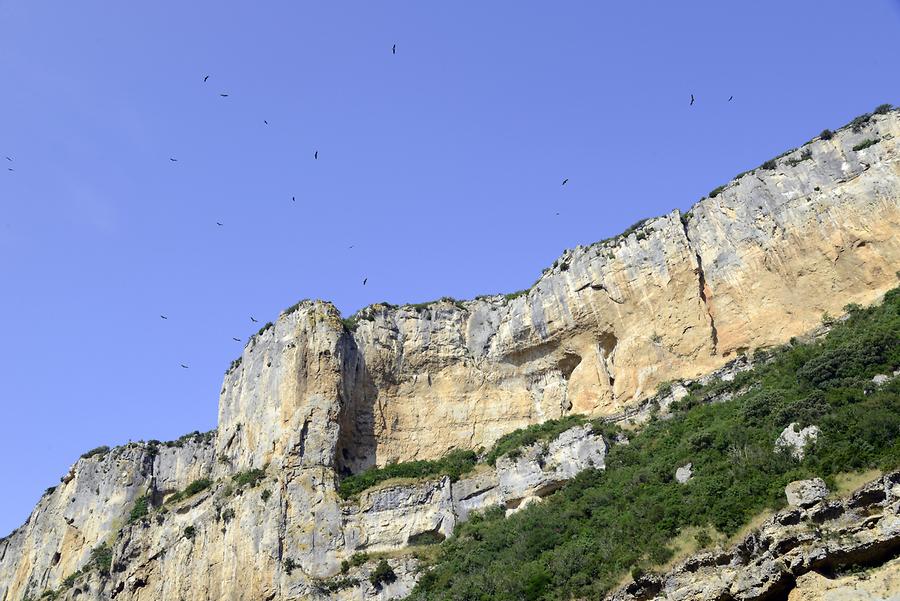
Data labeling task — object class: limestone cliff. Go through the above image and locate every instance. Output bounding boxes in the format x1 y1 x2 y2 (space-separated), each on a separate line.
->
2 109 900 601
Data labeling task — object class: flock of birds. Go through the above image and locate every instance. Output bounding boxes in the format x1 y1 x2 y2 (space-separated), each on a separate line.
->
4 40 734 370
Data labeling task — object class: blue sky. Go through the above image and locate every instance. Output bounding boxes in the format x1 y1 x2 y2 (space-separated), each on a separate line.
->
1 1 898 536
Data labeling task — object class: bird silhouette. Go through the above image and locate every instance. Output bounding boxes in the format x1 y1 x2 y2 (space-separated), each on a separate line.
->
728 95 734 101
232 337 241 342
264 120 268 125
348 245 354 249
160 315 168 320
362 278 368 285
250 316 258 323
7 168 12 172
4 157 11 161
690 94 695 106
169 158 178 162
216 222 223 226
292 196 296 202
180 364 189 369
562 178 569 186
314 151 318 160
203 75 209 82
220 93 229 97
392 44 396 54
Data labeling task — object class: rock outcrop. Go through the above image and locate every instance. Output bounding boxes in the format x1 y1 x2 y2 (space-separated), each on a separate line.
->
2 109 900 601
610 471 900 601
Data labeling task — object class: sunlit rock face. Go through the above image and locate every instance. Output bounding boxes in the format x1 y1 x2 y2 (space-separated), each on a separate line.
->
2 110 900 601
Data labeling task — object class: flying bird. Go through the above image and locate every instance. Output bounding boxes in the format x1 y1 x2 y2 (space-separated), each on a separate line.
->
690 94 695 106
7 168 12 172
348 245 354 249
220 93 229 97
562 178 569 186
232 337 241 342
292 196 296 202
728 95 734 102
314 151 318 160
160 315 168 320
264 120 268 125
169 157 178 162
362 278 368 285
4 157 11 161
250 316 258 323
180 364 189 369
392 44 396 54
216 222 223 226
203 75 209 82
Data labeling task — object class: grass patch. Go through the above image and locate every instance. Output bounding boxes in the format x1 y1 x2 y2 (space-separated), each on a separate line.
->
167 478 212 504
338 450 478 500
852 138 879 152
127 495 150 523
484 415 588 465
79 446 110 460
503 289 529 302
409 286 900 600
831 469 882 497
232 467 266 488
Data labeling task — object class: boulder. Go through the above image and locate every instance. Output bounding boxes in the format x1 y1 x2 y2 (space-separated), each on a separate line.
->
675 463 693 484
785 478 828 508
776 423 820 460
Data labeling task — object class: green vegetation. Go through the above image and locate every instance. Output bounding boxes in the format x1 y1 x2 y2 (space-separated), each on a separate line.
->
80 446 110 460
874 103 893 115
484 415 588 465
226 356 242 373
90 542 112 573
163 430 215 448
850 113 871 133
284 558 298 575
128 495 150 523
342 316 360 331
282 299 310 316
760 158 778 170
786 148 813 167
167 478 212 503
820 129 834 140
408 287 900 601
255 322 274 337
232 467 266 488
338 450 478 500
852 138 880 152
708 185 726 198
315 577 360 593
503 289 529 302
369 559 397 588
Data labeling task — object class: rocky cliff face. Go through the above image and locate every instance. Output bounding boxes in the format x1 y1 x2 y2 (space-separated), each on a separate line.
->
2 110 899 601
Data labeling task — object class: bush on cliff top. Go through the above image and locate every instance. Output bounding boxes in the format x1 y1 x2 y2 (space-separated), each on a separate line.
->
406 287 900 601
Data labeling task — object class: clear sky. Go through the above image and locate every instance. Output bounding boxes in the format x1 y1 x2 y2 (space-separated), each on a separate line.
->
1 0 898 536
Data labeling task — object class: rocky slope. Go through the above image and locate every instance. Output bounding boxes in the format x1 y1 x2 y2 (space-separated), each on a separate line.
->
1 109 899 601
610 472 900 601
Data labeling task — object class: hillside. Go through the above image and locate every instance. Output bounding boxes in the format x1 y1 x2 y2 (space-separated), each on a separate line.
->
1 106 899 601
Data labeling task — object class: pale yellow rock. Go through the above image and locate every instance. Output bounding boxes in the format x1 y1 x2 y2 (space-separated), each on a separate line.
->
788 557 900 601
